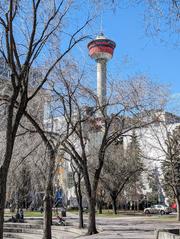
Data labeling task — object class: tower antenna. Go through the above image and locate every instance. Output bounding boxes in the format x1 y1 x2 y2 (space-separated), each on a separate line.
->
100 10 103 35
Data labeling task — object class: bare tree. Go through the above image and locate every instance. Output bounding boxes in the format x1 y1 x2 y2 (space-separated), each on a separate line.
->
6 129 48 212
100 131 144 214
141 113 180 220
55 73 167 235
0 1 91 238
162 125 180 221
144 0 180 44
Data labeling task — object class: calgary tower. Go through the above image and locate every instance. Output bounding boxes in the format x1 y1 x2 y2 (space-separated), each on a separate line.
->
87 34 116 112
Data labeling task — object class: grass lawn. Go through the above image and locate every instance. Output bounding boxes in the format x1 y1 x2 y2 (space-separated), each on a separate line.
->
24 211 43 217
96 210 178 221
5 211 64 218
5 208 68 218
4 208 177 221
68 209 145 218
68 209 178 221
96 210 125 218
4 210 43 217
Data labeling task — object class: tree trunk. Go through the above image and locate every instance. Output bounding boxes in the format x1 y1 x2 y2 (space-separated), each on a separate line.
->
78 173 84 229
87 197 98 235
98 199 103 214
43 193 53 239
0 85 28 238
0 169 7 239
72 170 84 229
42 150 55 239
0 128 17 239
79 205 84 229
176 197 180 221
111 196 117 215
83 166 100 235
78 187 84 229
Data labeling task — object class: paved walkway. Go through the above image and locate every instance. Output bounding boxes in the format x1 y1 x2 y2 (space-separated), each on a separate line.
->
4 214 180 239
79 216 180 239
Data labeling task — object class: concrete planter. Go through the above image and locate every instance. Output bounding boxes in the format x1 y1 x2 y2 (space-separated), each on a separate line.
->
156 229 180 239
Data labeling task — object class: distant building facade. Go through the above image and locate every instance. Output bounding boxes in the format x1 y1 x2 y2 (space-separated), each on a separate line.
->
49 110 180 207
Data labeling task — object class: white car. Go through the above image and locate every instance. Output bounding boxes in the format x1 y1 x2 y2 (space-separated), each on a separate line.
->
144 204 172 215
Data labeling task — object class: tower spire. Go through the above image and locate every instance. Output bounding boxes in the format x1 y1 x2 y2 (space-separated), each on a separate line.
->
100 11 103 35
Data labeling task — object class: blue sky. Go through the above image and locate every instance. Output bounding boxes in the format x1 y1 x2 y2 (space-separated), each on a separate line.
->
73 3 180 96
100 5 179 93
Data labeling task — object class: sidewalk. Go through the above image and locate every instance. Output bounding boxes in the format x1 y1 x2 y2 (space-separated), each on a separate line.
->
5 213 180 239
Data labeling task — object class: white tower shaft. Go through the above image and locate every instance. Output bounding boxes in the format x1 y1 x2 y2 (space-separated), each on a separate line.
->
97 59 107 108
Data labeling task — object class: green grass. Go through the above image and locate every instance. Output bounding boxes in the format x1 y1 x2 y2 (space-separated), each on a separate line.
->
68 209 178 221
5 209 67 217
68 209 144 218
96 210 123 218
24 211 43 217
4 208 177 221
96 212 178 222
4 210 43 217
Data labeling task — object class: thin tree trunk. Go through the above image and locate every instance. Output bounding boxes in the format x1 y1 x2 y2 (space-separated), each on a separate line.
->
0 206 4 239
72 169 84 229
0 123 18 239
0 169 7 239
0 121 14 238
79 204 84 229
78 173 84 229
176 197 180 221
43 192 53 239
0 151 16 239
78 189 84 228
83 166 100 235
42 150 55 239
111 196 117 215
98 199 103 214
87 197 97 235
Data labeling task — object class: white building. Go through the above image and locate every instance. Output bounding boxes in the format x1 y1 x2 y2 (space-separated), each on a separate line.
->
133 111 180 204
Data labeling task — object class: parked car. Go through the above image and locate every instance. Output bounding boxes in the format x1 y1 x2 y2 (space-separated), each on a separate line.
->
144 204 172 215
